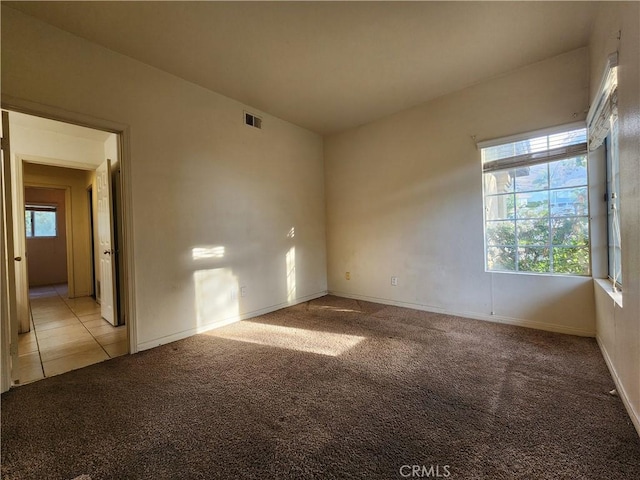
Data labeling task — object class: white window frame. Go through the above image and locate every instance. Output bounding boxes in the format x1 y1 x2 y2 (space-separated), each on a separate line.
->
587 52 621 290
479 123 590 276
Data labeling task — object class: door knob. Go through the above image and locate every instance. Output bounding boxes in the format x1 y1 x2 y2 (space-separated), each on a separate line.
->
14 257 22 261
103 250 112 255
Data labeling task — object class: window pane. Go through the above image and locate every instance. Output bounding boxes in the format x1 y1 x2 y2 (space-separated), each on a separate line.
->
549 156 588 188
606 124 622 285
516 191 549 218
518 247 550 273
33 211 56 237
486 221 515 246
483 144 517 163
487 246 516 271
551 217 589 246
485 194 514 220
548 129 587 149
25 211 33 237
522 135 550 155
517 219 549 246
482 128 585 163
608 245 622 281
515 163 548 192
483 170 514 194
550 187 588 217
553 247 590 275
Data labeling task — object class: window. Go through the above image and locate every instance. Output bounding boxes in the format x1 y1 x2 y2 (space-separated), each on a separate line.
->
481 126 589 275
25 205 57 238
605 128 621 286
588 52 620 288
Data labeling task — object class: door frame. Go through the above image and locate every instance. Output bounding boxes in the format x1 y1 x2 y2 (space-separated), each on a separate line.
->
1 110 19 391
1 95 138 365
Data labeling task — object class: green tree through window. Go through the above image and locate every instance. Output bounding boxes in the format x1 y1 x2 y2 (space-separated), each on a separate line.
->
25 205 57 238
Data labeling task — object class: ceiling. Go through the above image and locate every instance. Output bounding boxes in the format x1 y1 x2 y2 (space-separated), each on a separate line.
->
5 1 598 135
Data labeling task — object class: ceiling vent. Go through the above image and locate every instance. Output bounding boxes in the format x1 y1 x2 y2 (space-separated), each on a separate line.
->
244 112 262 129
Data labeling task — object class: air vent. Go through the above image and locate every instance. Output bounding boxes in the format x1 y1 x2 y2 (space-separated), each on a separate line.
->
244 112 262 129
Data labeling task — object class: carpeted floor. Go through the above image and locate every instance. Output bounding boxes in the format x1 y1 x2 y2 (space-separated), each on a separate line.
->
2 295 639 479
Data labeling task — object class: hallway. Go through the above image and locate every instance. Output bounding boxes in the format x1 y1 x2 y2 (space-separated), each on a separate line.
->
17 285 127 384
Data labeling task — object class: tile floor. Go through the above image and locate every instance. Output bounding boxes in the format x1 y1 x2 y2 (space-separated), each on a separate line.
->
17 284 127 385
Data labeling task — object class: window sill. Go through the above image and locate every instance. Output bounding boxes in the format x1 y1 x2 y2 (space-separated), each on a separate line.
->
594 278 623 308
486 269 591 279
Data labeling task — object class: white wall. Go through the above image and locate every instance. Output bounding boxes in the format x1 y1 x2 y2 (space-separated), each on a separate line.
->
104 135 118 165
325 48 596 336
10 123 105 168
1 7 327 350
590 2 640 434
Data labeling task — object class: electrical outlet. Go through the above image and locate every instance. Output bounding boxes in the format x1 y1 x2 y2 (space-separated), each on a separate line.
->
240 286 247 297
391 276 398 286
345 271 351 280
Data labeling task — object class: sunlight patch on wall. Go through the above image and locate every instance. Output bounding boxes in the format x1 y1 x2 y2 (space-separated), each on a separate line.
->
204 321 365 357
194 267 239 329
192 246 225 260
286 246 296 303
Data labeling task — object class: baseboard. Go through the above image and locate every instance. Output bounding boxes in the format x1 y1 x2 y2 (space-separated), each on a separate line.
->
137 290 328 351
596 336 640 437
328 290 595 337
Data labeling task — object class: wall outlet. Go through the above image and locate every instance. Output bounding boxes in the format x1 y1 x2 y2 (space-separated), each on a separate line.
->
391 276 398 286
240 286 247 297
345 271 351 280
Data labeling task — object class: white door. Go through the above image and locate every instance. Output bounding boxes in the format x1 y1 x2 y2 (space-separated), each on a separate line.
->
1 110 19 388
96 159 117 326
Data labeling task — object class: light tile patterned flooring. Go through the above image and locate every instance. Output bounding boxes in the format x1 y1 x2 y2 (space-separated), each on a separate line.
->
17 284 127 385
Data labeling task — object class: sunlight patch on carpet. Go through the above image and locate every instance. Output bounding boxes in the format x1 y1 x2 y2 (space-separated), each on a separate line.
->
316 305 362 313
204 321 365 356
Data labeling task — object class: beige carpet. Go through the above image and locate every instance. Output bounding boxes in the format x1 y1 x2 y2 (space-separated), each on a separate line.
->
2 295 639 479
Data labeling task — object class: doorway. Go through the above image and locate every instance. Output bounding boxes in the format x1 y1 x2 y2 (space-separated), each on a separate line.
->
2 108 132 386
24 186 69 289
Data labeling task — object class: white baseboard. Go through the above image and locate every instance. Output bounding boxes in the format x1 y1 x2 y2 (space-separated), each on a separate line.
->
596 336 640 437
136 290 328 351
328 290 596 337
